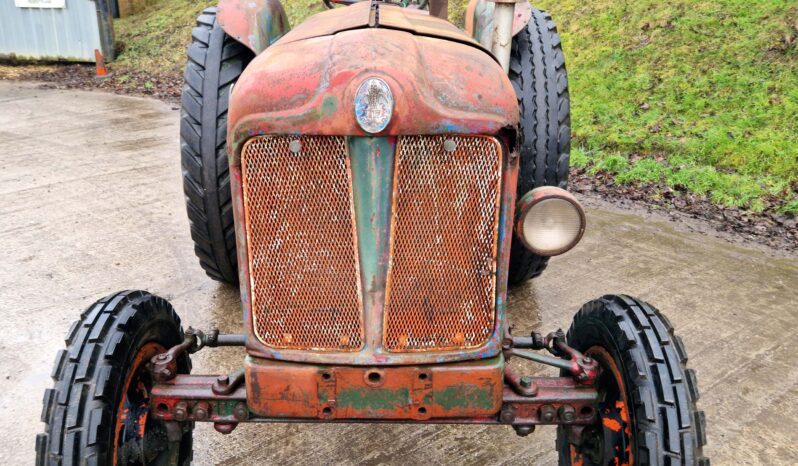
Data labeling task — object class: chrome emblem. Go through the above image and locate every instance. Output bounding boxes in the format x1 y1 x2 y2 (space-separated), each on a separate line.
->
354 77 393 134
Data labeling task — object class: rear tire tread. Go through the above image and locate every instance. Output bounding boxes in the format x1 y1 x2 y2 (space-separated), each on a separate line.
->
180 7 252 284
507 9 571 285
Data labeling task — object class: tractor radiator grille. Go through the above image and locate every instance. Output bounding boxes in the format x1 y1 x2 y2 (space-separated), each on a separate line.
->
384 136 502 351
241 136 364 351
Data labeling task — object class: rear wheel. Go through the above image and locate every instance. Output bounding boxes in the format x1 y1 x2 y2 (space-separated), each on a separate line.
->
180 7 253 284
36 291 193 466
508 9 571 286
557 295 709 465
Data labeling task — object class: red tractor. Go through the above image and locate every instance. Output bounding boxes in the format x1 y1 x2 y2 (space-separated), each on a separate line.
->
37 1 708 464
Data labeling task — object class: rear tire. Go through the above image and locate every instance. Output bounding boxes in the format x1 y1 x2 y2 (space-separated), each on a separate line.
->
507 9 571 286
557 295 709 465
36 291 193 466
180 7 253 285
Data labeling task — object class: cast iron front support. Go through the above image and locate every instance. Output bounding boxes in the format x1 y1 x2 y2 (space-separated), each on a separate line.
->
148 327 601 435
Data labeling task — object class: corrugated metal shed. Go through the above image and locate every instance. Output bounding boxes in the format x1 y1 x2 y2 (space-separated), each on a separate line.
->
0 0 114 62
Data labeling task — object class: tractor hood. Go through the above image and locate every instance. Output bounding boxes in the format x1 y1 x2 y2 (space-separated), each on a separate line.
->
276 2 494 58
227 4 518 159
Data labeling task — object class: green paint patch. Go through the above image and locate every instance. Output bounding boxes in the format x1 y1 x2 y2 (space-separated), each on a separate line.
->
435 384 494 411
321 95 338 116
337 387 410 410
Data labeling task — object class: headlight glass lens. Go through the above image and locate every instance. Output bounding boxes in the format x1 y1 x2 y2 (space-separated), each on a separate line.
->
520 197 583 255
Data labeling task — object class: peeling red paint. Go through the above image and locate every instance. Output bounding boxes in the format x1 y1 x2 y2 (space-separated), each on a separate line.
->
228 26 517 160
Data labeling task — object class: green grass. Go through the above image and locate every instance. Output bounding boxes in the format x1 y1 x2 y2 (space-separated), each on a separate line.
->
114 0 215 74
113 0 798 214
533 0 798 213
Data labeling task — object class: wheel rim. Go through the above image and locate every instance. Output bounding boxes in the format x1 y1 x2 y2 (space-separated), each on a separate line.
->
569 346 634 466
113 342 182 466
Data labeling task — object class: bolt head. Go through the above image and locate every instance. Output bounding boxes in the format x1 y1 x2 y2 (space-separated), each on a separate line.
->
499 408 515 424
232 402 249 421
519 376 533 388
558 405 576 423
217 375 229 385
173 402 188 421
540 405 556 423
443 139 457 152
513 425 535 437
193 402 209 421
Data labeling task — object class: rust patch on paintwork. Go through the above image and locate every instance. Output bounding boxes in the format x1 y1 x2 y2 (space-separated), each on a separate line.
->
228 27 517 159
275 2 491 57
244 356 503 419
217 0 290 53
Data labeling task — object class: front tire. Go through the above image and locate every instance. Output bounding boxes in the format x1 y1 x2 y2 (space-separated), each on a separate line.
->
36 291 193 466
508 9 571 286
180 7 253 285
557 295 709 465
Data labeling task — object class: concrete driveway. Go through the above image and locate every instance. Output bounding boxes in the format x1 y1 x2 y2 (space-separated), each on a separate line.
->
1 81 796 465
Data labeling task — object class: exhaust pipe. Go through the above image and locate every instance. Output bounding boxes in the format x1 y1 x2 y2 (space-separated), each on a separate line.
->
490 0 520 73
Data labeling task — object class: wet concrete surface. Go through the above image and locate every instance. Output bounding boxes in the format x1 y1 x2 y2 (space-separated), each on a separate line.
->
1 81 796 465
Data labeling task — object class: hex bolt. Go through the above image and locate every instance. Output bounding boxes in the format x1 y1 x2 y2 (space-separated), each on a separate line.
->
193 402 209 421
216 375 229 385
559 405 576 423
232 402 249 422
519 376 533 388
582 357 593 364
156 353 168 361
173 401 188 422
539 404 556 423
499 406 516 424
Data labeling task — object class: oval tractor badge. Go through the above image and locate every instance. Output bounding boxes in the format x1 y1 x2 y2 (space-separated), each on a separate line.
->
354 77 393 134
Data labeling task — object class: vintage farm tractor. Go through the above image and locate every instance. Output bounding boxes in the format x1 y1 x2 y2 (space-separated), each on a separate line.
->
37 0 708 464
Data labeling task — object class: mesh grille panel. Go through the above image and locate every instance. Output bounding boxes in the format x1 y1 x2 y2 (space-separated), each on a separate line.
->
384 136 502 351
242 136 363 351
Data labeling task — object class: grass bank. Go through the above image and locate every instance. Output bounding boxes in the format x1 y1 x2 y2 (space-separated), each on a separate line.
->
110 0 797 214
534 0 798 214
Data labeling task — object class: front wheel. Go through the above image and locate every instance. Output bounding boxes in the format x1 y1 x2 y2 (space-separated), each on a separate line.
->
36 291 193 466
557 295 709 465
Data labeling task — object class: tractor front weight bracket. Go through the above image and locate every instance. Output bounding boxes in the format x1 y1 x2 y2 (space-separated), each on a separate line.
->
147 327 601 436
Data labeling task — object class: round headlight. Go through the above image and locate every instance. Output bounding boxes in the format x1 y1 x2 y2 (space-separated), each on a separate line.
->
515 187 586 256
